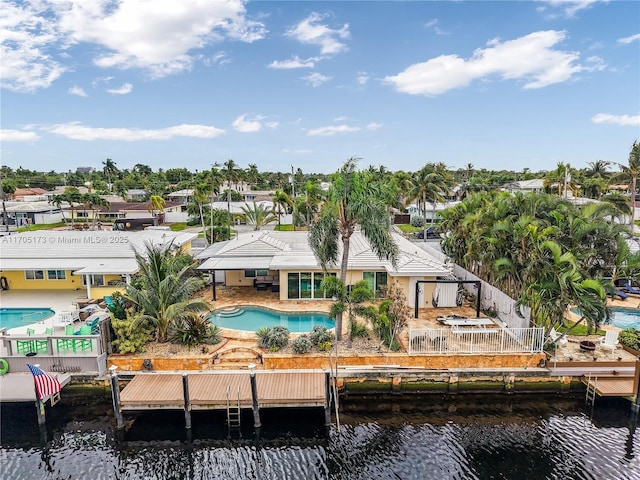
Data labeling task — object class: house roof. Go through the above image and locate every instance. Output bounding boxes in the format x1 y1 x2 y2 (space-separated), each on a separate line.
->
4 202 60 213
65 200 182 213
0 230 196 275
168 189 194 197
197 230 450 277
13 188 48 198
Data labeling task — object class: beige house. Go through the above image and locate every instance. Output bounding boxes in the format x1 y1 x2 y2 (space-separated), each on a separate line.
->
196 230 452 308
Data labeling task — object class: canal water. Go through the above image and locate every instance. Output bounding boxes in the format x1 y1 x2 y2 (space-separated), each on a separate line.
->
1 393 639 479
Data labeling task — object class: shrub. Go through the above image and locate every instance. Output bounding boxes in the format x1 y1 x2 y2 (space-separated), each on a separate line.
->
410 215 425 227
317 341 333 351
619 328 640 350
292 335 312 354
308 325 334 346
111 310 154 354
168 315 213 348
256 326 290 350
107 291 127 320
350 321 370 339
205 325 223 345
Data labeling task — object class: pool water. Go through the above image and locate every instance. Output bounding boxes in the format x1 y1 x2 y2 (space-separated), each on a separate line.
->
0 308 55 330
208 306 334 332
607 307 640 330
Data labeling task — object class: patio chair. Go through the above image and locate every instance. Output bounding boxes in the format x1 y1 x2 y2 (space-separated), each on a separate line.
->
104 296 115 309
56 325 76 354
33 328 53 354
600 330 619 353
16 339 34 355
549 327 568 346
85 315 103 334
73 325 93 353
621 280 640 295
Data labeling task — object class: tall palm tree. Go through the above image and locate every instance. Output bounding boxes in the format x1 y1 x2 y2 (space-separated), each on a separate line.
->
193 183 212 243
309 158 398 340
240 201 277 230
619 141 640 227
52 194 68 225
223 159 238 224
408 162 454 239
102 158 118 191
272 189 293 228
83 193 109 228
123 242 210 342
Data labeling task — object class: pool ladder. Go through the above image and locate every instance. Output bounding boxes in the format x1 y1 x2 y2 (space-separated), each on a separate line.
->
226 385 241 437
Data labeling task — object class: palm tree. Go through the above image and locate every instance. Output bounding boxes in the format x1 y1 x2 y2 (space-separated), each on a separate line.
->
65 187 82 226
52 194 68 225
102 158 118 191
122 242 210 342
147 195 166 221
223 159 238 224
240 201 277 230
272 189 293 229
619 141 640 227
246 163 261 189
408 162 454 239
193 183 212 243
83 193 109 228
320 276 373 347
309 158 398 340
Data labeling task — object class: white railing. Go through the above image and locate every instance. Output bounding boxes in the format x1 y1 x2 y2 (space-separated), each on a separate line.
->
408 327 544 354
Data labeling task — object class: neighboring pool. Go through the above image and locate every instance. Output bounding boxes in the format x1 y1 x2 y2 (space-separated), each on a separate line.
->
208 306 334 333
0 308 55 330
573 307 640 330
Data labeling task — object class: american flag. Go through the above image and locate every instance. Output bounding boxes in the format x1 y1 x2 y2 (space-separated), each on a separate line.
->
26 364 61 399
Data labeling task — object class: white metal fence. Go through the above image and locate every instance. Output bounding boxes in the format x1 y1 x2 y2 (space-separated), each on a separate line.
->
408 327 544 354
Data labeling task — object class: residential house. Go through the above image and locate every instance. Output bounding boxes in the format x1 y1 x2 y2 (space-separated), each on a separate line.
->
3 202 63 226
0 230 196 299
66 200 182 222
502 179 545 194
126 189 148 202
12 188 48 201
196 230 452 308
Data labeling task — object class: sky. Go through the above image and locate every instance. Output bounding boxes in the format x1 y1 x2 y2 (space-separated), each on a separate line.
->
1 0 639 175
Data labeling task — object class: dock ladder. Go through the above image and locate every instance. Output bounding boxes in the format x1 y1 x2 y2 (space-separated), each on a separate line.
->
226 385 241 436
585 373 597 406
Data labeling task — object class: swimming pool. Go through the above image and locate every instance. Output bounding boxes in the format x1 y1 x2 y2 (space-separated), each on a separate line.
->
0 308 56 330
208 306 334 333
605 307 640 330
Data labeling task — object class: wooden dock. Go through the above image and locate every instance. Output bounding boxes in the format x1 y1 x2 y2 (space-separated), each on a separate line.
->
118 370 328 411
0 372 72 403
582 375 637 397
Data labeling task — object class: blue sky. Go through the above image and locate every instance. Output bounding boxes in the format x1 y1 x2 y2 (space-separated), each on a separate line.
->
1 0 639 175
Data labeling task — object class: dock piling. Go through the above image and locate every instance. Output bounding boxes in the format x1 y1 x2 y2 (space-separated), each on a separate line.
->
183 374 192 429
324 371 331 427
249 364 261 429
109 366 124 430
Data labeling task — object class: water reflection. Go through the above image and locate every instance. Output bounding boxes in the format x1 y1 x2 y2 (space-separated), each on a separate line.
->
1 395 639 479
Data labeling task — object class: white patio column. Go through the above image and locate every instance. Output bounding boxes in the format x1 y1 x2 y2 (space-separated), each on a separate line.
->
85 275 92 299
125 274 131 285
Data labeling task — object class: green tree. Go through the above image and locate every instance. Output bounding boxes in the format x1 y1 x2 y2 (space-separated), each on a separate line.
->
241 201 277 230
147 195 166 220
321 276 373 347
193 183 212 243
309 158 398 340
618 141 640 227
102 158 119 191
272 189 293 228
122 242 210 342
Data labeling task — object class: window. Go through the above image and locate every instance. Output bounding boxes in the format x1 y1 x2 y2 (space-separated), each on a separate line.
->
25 270 44 280
287 272 336 299
363 271 388 296
82 274 105 287
47 270 66 280
245 269 269 278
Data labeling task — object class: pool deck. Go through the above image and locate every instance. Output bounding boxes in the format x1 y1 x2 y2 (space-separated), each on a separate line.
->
0 290 81 313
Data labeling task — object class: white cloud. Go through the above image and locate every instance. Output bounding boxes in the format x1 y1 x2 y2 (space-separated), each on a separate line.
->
232 114 277 132
2 0 268 90
44 122 225 140
282 148 312 154
268 55 318 69
618 33 640 45
591 113 640 127
385 30 603 96
0 1 67 92
333 116 348 122
68 85 88 97
0 129 40 142
302 72 331 87
537 0 604 17
285 12 350 55
356 72 369 85
307 125 360 136
106 83 133 95
366 122 383 130
424 18 449 36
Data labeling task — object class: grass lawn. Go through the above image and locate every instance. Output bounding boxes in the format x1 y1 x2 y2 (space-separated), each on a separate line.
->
16 222 66 232
168 222 189 231
274 224 295 231
558 321 605 336
396 224 422 233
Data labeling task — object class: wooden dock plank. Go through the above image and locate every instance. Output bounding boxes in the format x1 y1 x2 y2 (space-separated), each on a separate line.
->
582 376 635 397
188 373 252 407
120 374 183 408
256 371 325 406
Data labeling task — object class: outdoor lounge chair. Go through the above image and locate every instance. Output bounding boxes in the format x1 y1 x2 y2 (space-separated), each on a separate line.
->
600 330 619 353
549 327 568 346
104 296 115 309
621 280 640 295
73 325 93 353
614 289 629 300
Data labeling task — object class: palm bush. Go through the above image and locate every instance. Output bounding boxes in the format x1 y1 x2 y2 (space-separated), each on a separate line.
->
122 242 210 342
255 326 290 351
206 325 223 345
292 335 312 354
168 316 212 348
308 325 334 346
